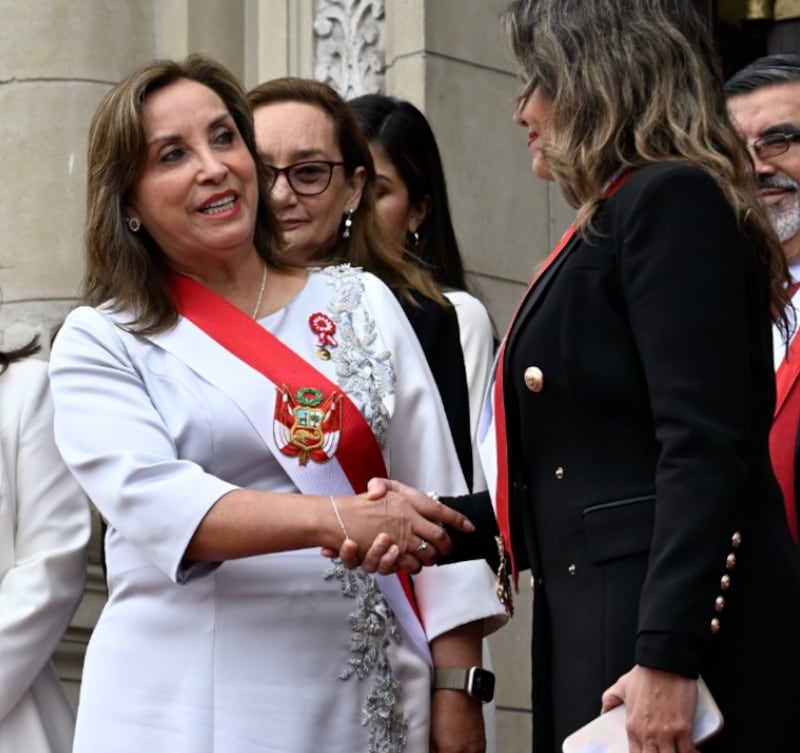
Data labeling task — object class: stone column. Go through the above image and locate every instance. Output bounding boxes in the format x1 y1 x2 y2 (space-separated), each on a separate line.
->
0 0 176 708
0 0 253 710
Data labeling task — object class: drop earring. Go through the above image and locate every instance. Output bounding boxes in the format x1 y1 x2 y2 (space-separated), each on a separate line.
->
126 217 141 233
406 230 420 250
341 209 354 240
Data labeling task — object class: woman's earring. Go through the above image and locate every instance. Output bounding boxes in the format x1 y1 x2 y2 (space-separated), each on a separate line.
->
341 209 354 240
406 230 420 249
126 217 141 233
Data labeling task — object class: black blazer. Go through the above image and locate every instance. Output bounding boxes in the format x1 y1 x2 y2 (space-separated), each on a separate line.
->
446 163 800 753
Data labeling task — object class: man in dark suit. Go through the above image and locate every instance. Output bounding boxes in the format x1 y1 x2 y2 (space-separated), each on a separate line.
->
727 54 800 543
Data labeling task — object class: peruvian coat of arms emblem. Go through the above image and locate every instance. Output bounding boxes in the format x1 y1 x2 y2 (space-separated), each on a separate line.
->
273 385 343 465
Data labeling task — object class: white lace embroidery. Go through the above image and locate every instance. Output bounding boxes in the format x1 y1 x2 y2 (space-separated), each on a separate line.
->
325 561 409 753
324 265 395 447
321 266 409 753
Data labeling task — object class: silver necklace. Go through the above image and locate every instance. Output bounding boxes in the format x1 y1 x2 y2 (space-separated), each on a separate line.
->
252 263 267 319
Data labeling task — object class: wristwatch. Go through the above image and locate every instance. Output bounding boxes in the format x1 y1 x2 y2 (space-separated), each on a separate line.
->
432 667 495 703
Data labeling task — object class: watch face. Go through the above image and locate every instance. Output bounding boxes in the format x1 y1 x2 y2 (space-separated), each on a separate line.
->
468 667 496 703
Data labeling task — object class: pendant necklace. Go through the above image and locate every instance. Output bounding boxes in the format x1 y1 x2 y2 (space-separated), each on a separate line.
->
252 263 267 319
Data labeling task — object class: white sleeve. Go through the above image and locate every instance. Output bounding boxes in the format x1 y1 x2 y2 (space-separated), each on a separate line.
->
362 275 507 639
445 290 496 492
0 360 90 719
48 308 238 582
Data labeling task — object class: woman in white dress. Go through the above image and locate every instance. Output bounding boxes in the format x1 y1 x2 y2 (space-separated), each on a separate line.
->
50 55 505 753
0 335 90 753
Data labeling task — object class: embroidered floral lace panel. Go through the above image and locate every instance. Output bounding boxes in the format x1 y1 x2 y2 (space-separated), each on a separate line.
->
322 266 410 753
324 265 395 449
326 562 409 753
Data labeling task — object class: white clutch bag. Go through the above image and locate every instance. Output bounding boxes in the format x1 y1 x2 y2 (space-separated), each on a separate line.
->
562 676 723 753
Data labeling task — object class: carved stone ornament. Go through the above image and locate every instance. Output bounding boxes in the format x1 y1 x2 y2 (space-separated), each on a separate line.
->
313 0 386 98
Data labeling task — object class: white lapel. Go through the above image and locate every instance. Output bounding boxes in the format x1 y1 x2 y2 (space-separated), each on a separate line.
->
477 353 501 518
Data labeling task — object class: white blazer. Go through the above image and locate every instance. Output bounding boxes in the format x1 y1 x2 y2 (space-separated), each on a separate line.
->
0 358 90 753
443 289 495 492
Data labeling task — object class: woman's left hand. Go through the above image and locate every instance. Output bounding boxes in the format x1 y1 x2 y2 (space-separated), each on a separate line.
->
602 665 699 753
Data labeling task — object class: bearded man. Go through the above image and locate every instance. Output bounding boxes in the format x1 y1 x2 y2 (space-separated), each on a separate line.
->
727 53 800 542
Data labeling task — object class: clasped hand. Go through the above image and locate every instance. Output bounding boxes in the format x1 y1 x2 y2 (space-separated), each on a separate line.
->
322 478 471 573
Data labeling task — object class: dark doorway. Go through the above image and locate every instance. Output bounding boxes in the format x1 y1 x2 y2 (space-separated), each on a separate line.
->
711 2 800 78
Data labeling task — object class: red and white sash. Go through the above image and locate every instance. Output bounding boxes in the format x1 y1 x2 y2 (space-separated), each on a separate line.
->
479 169 635 587
147 272 431 662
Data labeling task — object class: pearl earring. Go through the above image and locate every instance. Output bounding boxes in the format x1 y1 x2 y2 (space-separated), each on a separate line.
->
341 209 354 240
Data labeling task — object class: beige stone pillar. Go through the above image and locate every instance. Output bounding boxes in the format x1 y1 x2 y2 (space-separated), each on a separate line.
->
0 0 171 709
0 0 250 711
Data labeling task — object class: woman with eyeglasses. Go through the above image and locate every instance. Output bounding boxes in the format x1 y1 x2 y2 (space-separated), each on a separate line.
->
248 79 477 495
49 54 505 753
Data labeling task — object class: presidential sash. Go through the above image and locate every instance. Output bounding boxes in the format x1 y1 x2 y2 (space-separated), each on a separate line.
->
153 272 431 662
479 169 635 590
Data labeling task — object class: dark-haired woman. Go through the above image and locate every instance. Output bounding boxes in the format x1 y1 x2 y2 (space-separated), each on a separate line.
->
349 94 496 494
0 334 90 753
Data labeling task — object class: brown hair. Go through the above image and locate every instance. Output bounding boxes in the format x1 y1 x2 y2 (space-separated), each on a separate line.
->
84 53 283 334
502 0 789 323
247 77 444 304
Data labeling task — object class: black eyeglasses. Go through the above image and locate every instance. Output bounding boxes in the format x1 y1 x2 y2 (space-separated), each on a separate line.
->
262 160 345 196
752 133 800 160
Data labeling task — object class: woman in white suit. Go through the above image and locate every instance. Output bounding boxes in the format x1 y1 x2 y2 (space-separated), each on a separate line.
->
0 335 90 753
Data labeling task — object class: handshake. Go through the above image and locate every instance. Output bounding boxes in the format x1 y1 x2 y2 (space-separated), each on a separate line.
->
321 477 475 574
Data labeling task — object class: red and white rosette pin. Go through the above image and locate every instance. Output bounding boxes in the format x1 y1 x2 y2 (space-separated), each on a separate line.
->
309 312 337 359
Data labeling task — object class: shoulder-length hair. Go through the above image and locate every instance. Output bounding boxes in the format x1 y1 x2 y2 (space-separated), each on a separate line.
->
348 93 469 293
502 0 788 318
247 77 443 304
84 53 283 334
